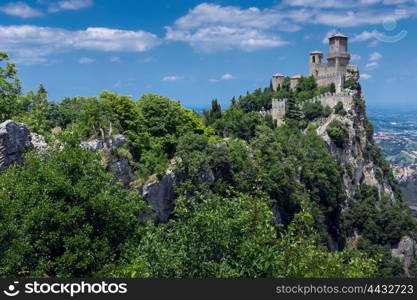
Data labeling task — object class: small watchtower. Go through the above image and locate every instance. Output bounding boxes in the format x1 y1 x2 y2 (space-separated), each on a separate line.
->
271 73 285 91
309 50 324 77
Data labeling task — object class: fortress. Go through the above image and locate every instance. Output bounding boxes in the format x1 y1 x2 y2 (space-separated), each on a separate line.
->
272 33 358 93
265 33 360 125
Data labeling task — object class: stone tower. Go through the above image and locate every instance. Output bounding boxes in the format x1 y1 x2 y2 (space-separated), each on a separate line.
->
327 33 350 72
309 50 323 78
272 73 284 91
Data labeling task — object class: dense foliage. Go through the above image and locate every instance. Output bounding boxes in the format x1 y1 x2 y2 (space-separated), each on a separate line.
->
0 53 415 278
0 143 147 277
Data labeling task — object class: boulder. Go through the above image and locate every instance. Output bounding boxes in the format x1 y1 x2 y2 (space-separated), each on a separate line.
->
0 120 32 169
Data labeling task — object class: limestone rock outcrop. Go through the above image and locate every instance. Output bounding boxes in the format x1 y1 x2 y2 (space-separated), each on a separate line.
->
81 134 134 186
141 162 215 223
108 159 134 186
316 98 395 202
80 134 126 152
30 133 49 152
391 236 417 276
141 169 179 223
0 120 42 170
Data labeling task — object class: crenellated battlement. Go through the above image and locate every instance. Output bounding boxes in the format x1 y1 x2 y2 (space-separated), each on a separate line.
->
262 91 354 125
305 91 353 109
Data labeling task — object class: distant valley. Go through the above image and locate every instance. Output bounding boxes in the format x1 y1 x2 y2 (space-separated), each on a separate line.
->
370 110 417 214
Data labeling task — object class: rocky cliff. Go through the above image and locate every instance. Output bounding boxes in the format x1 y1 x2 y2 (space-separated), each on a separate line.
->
316 97 396 202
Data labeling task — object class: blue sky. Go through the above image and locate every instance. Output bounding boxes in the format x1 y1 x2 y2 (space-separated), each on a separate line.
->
0 0 416 111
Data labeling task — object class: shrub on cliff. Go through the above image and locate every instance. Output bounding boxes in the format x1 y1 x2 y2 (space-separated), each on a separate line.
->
326 120 349 148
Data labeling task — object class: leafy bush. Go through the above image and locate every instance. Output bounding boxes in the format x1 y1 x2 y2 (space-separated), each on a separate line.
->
334 101 347 116
302 101 327 120
326 120 349 148
0 143 147 277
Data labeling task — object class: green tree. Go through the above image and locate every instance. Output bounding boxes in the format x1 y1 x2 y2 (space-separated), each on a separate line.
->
203 99 222 125
0 51 21 122
0 142 147 277
121 196 377 278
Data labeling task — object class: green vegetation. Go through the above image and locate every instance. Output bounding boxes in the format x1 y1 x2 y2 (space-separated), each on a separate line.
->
302 101 332 120
0 143 147 277
326 120 349 148
334 101 347 116
0 52 414 278
343 185 416 277
344 79 361 92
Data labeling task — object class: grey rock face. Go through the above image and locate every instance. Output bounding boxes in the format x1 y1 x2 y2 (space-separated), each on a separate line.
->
141 167 215 223
0 120 32 169
316 96 395 202
391 236 417 276
80 134 126 152
142 169 179 223
108 159 134 186
30 133 49 152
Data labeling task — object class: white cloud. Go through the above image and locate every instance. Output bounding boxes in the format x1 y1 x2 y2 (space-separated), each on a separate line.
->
209 73 236 82
369 51 382 61
165 3 290 52
366 61 379 69
351 31 377 42
361 73 373 80
48 0 93 13
0 25 160 65
165 2 417 53
282 0 359 8
221 73 235 80
282 0 416 8
351 54 362 61
0 2 42 18
110 56 121 62
162 76 182 82
79 57 94 64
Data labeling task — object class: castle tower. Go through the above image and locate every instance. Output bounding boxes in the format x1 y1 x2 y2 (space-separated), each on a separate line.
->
327 33 350 72
290 74 302 90
271 73 284 91
309 51 323 77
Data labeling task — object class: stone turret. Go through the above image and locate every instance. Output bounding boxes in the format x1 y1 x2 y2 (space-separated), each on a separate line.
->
309 50 324 77
271 73 284 91
290 75 302 90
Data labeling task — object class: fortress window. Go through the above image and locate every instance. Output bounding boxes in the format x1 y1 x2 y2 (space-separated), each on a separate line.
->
312 56 316 63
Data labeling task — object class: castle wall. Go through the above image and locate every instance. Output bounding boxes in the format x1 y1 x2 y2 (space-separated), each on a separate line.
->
266 92 353 125
306 91 353 110
271 99 287 125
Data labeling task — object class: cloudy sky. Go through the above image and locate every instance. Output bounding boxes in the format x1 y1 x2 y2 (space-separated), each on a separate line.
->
1 0 416 110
